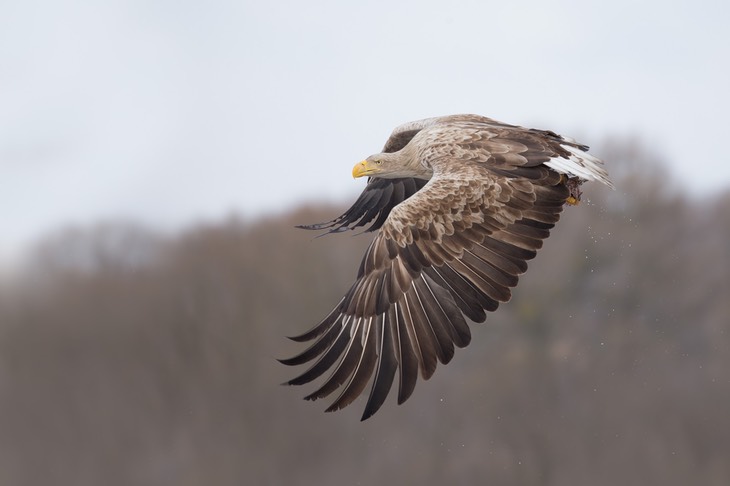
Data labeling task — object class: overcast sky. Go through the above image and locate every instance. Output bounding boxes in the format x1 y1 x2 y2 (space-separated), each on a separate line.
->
2 0 729 267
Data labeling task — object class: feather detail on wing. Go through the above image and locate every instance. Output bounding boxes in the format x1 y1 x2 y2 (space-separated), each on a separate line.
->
296 178 427 234
283 160 570 420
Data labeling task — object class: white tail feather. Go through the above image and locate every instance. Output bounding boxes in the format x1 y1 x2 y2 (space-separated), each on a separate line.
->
545 144 614 189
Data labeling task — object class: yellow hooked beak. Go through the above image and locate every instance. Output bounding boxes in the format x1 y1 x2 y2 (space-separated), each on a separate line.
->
352 160 375 178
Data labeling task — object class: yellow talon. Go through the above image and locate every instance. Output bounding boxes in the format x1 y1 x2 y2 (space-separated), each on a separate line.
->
566 196 579 206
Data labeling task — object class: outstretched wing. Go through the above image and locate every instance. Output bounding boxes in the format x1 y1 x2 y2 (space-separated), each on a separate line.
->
282 159 570 420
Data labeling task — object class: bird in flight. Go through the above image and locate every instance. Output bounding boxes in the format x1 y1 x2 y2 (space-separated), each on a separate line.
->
281 114 613 420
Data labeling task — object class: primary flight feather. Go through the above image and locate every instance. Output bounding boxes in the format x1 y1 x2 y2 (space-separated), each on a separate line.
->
281 114 613 420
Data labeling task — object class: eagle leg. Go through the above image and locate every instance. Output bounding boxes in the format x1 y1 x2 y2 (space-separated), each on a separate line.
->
563 176 584 206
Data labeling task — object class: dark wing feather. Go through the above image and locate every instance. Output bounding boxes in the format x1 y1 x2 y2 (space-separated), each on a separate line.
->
361 313 398 420
283 157 570 419
296 177 427 234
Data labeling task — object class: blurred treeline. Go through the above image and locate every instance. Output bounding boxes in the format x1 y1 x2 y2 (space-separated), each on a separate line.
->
0 140 728 486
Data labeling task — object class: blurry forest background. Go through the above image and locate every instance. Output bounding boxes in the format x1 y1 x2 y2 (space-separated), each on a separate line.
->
1 139 729 486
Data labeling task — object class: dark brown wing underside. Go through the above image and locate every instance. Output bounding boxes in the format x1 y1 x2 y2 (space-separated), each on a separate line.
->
296 177 428 234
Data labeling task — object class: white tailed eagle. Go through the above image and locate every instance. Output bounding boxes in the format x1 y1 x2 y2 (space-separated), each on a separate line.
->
281 114 612 420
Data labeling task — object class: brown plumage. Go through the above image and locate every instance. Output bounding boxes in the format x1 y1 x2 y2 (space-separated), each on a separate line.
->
282 114 613 420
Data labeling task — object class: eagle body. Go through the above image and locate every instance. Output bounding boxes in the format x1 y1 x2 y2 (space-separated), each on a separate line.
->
282 114 612 420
